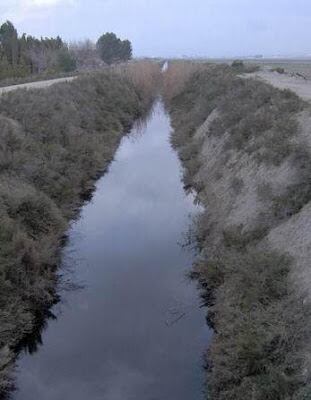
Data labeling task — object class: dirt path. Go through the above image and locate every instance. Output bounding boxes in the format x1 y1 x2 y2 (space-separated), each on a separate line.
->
0 76 77 95
245 70 311 102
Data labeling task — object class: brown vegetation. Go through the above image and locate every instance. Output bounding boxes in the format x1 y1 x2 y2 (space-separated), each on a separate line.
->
162 60 205 103
116 60 162 105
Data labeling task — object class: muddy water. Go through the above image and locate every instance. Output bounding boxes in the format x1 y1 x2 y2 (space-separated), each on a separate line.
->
14 101 209 400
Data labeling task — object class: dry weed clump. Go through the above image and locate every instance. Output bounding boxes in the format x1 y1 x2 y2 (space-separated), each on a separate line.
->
115 60 162 109
162 60 207 103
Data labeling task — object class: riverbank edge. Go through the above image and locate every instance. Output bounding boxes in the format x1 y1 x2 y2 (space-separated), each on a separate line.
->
0 69 158 398
0 139 120 398
165 64 311 399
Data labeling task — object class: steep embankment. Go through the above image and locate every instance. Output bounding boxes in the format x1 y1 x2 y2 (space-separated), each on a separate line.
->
165 64 311 400
0 64 159 396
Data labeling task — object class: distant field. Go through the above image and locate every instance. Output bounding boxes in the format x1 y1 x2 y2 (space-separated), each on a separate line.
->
255 59 311 79
167 58 311 79
205 58 311 79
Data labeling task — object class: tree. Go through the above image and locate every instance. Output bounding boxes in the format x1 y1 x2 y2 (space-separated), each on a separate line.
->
56 47 77 72
0 21 18 66
69 40 102 70
119 40 132 61
96 33 132 65
27 45 48 73
96 33 120 65
0 54 11 79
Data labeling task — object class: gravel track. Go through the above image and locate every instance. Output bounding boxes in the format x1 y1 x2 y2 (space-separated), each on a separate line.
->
0 76 77 95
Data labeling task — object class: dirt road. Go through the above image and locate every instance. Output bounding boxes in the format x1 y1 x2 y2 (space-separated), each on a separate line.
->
0 76 76 95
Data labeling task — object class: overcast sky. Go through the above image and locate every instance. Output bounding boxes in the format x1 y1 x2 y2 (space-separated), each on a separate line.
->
1 0 311 57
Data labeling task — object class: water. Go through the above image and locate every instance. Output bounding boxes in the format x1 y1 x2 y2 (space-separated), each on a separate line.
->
162 61 169 72
14 101 210 400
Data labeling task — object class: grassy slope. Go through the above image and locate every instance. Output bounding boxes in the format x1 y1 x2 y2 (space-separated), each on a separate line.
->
0 66 158 396
165 64 311 400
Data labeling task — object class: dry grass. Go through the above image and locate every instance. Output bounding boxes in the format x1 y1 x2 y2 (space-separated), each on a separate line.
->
162 60 206 103
125 61 162 104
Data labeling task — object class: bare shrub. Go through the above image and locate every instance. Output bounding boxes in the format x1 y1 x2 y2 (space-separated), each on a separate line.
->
69 40 103 71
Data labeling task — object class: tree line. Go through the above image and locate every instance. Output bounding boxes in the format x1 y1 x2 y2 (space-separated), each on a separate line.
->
0 21 133 80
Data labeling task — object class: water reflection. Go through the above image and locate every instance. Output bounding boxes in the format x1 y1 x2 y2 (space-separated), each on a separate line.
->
14 309 57 356
14 101 210 400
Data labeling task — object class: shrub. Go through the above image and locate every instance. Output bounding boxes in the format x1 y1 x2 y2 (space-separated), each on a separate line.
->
272 67 285 74
223 224 269 250
231 60 244 69
201 247 310 400
231 60 260 73
56 48 77 72
230 177 244 195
